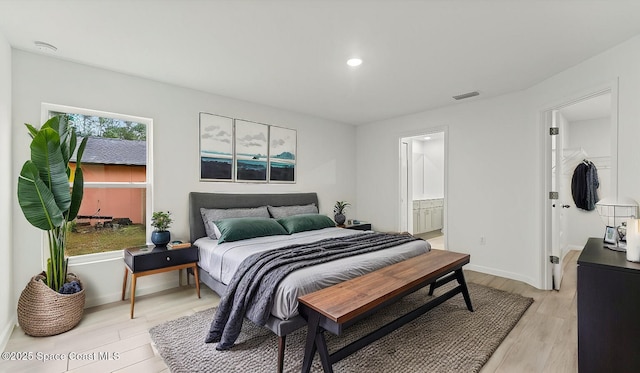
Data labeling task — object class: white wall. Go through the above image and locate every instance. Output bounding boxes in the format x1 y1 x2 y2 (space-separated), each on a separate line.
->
12 50 357 307
565 117 611 249
411 137 444 200
423 136 444 199
358 92 536 285
357 34 640 289
568 117 611 158
0 31 13 351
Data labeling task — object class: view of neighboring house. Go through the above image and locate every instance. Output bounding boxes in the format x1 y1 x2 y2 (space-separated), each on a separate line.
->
71 137 147 226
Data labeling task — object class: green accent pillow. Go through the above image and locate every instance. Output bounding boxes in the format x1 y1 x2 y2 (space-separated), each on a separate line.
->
215 217 288 243
277 214 336 234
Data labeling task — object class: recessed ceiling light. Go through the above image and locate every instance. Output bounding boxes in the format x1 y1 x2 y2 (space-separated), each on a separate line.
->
424 136 432 140
347 58 362 67
34 41 57 53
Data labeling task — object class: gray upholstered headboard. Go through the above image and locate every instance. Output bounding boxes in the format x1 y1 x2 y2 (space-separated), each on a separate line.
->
188 192 319 243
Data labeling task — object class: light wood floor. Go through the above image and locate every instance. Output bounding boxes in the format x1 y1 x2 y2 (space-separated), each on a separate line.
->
426 234 445 250
2 252 579 373
477 250 578 373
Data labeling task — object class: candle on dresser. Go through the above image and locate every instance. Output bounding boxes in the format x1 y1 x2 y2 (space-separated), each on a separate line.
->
626 219 640 262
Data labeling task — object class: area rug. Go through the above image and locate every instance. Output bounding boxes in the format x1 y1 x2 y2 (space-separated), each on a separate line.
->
149 283 532 373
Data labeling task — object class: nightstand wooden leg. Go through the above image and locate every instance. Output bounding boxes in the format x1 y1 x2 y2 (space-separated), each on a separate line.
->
193 264 201 298
122 267 128 301
130 274 137 319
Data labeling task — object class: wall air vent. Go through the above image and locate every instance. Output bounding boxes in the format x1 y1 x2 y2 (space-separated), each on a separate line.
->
452 91 479 100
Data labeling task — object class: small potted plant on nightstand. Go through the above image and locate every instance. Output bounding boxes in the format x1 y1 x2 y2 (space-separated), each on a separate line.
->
334 201 350 226
151 211 173 246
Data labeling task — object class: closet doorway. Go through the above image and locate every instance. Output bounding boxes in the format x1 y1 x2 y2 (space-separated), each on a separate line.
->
400 131 446 250
545 90 614 290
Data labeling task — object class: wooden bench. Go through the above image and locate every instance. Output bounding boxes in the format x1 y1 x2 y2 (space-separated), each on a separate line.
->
298 250 473 373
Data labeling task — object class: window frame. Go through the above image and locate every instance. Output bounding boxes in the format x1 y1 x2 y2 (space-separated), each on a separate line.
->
41 103 153 265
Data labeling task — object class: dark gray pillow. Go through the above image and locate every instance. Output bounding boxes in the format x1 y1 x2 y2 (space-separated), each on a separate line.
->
267 203 318 219
200 206 269 239
277 214 335 234
215 217 288 243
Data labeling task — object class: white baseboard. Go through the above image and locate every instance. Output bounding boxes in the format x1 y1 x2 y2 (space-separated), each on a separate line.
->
84 279 180 308
465 263 539 289
0 316 16 352
567 244 583 252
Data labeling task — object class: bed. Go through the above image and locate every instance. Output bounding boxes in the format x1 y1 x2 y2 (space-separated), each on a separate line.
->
188 192 431 372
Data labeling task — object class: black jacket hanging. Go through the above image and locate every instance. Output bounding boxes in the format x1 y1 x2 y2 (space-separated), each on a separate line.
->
571 160 599 211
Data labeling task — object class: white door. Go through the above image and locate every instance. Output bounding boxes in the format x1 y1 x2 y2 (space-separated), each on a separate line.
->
550 110 569 290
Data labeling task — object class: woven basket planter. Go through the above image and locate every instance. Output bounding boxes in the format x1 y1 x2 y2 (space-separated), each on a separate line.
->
17 272 85 337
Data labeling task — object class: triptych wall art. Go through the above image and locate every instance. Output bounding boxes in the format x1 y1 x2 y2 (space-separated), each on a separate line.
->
199 113 296 183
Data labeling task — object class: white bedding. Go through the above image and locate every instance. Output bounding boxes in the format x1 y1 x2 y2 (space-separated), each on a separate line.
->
195 227 430 319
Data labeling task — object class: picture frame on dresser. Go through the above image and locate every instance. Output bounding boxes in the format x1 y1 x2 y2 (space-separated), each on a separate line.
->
604 226 618 244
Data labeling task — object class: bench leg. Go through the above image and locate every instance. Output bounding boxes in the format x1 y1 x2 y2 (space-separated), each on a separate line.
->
455 269 474 312
301 310 336 373
315 332 333 373
301 312 319 373
428 282 435 296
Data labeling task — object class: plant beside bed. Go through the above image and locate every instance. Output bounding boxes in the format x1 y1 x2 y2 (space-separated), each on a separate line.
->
16 115 88 336
151 210 173 246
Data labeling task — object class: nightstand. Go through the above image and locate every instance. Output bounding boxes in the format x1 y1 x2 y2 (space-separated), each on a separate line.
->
122 244 200 318
343 222 372 231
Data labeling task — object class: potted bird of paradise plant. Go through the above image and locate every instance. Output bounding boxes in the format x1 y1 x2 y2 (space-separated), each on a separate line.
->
16 115 88 336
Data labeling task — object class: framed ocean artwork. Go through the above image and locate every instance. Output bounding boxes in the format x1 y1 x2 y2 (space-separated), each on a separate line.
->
235 120 269 182
269 125 296 183
199 113 234 181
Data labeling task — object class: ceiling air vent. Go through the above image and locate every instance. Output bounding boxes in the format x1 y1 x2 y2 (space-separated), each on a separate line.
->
452 91 479 100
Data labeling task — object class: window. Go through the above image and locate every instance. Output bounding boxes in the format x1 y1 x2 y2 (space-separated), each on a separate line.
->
42 104 152 260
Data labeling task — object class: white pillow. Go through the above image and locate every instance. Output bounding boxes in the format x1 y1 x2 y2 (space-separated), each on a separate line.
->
267 203 318 219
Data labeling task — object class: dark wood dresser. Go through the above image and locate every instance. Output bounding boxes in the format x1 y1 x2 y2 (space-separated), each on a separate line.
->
577 237 640 372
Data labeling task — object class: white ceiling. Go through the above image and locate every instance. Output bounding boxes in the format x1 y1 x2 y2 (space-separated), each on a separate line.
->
1 1 639 125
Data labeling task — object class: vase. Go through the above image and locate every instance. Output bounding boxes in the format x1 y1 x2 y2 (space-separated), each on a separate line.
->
151 230 171 246
626 219 640 262
334 213 346 225
17 272 85 336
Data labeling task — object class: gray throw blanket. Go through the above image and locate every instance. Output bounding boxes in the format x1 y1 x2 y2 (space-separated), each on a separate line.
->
205 232 421 350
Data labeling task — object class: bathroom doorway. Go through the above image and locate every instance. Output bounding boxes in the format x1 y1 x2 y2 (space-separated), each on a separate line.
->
400 130 446 250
